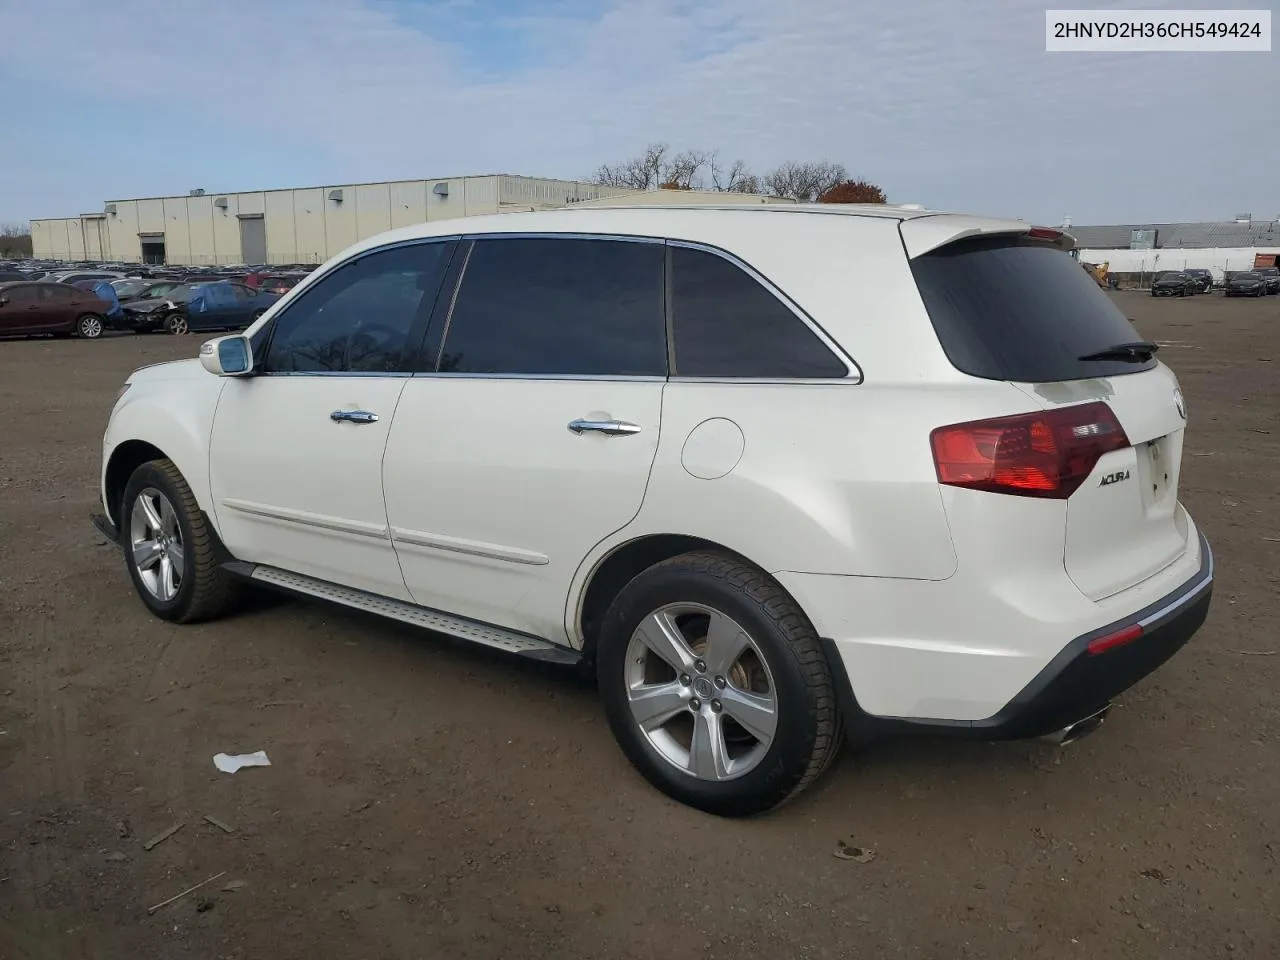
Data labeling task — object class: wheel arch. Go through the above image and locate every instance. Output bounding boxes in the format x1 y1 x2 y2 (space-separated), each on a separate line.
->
105 439 169 526
573 533 800 663
102 373 226 531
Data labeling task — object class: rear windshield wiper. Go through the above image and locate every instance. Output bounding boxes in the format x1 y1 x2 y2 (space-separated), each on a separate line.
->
1078 340 1160 363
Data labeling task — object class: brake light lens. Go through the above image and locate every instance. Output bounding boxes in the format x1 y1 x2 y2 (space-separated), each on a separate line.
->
1027 226 1064 241
930 402 1129 499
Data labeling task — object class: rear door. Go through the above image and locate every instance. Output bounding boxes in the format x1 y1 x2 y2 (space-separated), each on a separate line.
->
381 235 668 642
38 283 81 332
908 230 1190 601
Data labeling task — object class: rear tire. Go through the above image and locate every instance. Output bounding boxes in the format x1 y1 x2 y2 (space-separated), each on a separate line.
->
597 551 842 817
76 314 104 338
121 459 242 623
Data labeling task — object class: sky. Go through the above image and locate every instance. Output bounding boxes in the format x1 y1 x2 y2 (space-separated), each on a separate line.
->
0 0 1276 226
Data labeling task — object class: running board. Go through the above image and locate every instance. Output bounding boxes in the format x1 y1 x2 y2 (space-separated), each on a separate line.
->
223 562 581 666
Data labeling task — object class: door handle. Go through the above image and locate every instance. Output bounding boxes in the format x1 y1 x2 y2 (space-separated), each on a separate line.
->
567 418 642 437
330 410 379 424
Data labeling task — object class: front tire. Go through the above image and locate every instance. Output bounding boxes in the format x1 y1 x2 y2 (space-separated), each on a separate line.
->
597 551 842 817
165 312 189 335
121 459 241 623
76 314 104 338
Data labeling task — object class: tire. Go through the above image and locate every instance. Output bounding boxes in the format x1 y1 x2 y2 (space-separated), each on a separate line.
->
76 314 104 338
596 551 842 817
165 312 189 335
120 459 241 623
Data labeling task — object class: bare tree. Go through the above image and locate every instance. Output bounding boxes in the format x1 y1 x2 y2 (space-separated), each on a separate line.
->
661 149 713 190
762 161 849 202
592 143 720 192
709 155 760 194
0 222 33 258
591 142 671 191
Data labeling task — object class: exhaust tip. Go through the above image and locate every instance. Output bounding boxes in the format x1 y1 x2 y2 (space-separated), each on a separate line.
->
1040 704 1111 746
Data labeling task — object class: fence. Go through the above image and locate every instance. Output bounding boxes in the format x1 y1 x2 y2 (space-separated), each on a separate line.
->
1078 247 1278 287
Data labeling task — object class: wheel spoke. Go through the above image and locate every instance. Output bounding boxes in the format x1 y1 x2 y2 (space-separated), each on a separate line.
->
139 495 163 533
159 554 176 600
628 681 689 731
689 711 731 780
634 610 695 674
132 540 163 571
702 610 750 675
167 541 185 579
159 496 179 537
719 686 777 745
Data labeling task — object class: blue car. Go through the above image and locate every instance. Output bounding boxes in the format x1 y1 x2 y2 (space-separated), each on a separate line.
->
183 281 282 334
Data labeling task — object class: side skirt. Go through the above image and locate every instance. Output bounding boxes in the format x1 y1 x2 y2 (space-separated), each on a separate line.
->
221 561 582 667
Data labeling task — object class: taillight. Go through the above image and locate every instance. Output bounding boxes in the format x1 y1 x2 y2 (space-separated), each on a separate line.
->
930 402 1129 499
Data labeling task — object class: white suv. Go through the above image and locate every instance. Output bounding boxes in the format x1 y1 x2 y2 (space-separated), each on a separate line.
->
94 205 1214 816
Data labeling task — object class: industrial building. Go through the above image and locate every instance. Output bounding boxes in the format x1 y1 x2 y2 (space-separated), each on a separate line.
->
1069 214 1280 278
30 174 636 266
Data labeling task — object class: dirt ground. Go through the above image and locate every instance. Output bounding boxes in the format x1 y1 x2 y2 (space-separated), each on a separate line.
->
1 291 1277 960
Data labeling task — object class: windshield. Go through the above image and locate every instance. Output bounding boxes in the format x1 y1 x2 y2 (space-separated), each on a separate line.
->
1233 272 1260 281
910 236 1156 382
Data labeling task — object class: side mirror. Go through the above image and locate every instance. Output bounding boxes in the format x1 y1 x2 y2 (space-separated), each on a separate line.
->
0 297 8 307
199 335 254 377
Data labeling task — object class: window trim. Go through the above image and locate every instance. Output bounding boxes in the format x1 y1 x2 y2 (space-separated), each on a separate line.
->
413 230 862 384
419 232 670 381
666 240 863 385
256 236 461 378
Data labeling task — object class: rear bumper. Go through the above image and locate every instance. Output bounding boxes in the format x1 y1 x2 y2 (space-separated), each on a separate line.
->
802 531 1213 742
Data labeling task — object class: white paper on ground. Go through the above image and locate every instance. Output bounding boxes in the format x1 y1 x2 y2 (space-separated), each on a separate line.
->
213 751 271 774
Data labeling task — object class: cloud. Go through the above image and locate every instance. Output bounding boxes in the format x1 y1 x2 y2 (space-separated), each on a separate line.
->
1 0 1275 224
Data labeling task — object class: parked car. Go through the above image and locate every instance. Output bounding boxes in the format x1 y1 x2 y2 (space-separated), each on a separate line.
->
245 271 308 295
115 282 203 334
1224 271 1268 297
1181 268 1213 293
1149 271 1199 297
93 206 1213 816
121 280 189 303
1255 267 1280 294
48 270 124 285
181 282 281 334
0 280 112 338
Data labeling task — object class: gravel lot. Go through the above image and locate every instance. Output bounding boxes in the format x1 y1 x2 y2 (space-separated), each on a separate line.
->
1 291 1277 959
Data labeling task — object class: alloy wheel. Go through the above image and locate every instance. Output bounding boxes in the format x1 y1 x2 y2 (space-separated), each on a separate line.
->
624 602 778 781
78 315 103 338
129 487 185 602
166 313 188 335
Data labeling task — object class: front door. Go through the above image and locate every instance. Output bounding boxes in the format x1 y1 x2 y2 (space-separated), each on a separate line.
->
208 238 457 598
382 235 668 643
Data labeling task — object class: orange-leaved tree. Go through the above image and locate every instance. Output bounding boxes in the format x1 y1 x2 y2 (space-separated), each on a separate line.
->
817 180 887 204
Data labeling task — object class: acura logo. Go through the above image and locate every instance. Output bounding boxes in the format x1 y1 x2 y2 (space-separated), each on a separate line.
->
1173 388 1186 420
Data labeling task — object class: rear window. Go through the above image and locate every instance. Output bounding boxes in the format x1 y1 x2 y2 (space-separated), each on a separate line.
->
910 236 1155 382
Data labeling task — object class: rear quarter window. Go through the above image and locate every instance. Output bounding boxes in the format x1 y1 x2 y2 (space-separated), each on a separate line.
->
910 236 1155 382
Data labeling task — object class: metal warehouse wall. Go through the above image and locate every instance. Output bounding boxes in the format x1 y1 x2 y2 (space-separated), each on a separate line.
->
31 176 630 265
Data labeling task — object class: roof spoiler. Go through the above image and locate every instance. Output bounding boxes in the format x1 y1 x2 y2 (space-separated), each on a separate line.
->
900 214 1077 258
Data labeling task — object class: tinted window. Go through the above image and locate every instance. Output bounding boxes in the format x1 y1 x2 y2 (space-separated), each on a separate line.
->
438 237 666 376
4 286 37 304
39 284 73 300
910 237 1155 382
670 246 847 379
265 241 452 374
